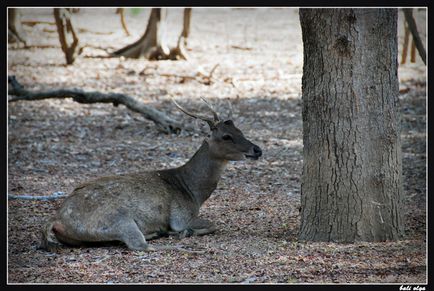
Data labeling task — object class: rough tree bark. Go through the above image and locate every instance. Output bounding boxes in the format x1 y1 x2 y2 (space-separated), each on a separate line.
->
298 9 404 242
8 8 27 45
112 8 191 60
53 8 80 65
8 76 182 134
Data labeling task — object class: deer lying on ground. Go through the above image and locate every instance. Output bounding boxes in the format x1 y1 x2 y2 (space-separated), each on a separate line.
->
40 98 262 253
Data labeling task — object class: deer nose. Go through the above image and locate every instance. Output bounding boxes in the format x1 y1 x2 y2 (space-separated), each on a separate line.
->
253 145 262 157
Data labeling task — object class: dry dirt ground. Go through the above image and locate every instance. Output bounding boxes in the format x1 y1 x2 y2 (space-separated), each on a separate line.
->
7 8 426 284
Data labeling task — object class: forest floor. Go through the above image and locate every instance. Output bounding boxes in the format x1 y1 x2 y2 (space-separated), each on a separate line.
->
7 8 427 284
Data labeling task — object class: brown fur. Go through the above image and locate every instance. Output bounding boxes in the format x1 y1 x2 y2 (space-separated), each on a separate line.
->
40 120 262 252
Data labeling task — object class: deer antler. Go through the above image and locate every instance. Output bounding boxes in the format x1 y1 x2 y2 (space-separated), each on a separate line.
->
200 97 220 122
172 98 218 128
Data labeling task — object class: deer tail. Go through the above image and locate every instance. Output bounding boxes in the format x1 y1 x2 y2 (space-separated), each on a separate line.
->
38 218 59 251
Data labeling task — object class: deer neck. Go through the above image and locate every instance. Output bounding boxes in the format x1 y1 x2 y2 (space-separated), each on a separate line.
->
177 140 227 206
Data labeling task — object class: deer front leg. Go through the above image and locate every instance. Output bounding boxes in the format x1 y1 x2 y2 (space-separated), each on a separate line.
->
169 218 216 239
188 217 216 236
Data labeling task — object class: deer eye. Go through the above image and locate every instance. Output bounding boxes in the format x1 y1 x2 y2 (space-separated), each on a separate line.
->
222 134 233 141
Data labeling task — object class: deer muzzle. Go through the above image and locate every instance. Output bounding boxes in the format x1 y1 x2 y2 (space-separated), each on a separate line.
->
245 144 262 160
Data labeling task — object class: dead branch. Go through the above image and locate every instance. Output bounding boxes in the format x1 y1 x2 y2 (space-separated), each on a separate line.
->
8 76 183 134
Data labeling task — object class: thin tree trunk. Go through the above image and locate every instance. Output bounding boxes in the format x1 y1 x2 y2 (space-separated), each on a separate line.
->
8 8 26 45
116 8 130 36
410 39 416 63
179 8 192 47
53 8 79 65
401 22 410 64
299 9 404 242
169 8 193 60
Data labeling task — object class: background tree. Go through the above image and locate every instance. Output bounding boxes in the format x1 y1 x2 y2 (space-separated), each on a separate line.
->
53 8 79 65
179 8 192 47
112 8 191 60
116 8 130 36
298 8 404 242
8 8 26 45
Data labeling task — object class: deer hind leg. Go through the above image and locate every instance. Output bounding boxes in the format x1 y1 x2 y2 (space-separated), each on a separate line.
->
40 219 81 250
51 221 83 247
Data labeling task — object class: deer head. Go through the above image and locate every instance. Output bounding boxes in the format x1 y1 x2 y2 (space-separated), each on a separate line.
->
173 98 262 161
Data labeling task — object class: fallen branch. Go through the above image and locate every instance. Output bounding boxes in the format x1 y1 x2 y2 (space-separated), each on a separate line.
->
77 28 114 35
8 191 67 201
8 76 183 134
22 20 56 27
231 45 253 51
156 64 220 86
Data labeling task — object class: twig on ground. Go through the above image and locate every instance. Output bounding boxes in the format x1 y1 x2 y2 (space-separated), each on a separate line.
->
231 45 253 51
157 64 220 86
8 191 67 201
22 20 56 27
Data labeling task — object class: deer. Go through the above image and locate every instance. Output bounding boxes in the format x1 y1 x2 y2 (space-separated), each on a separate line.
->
40 98 262 253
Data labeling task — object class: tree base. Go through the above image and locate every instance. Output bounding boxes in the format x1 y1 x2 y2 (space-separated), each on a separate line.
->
112 43 188 61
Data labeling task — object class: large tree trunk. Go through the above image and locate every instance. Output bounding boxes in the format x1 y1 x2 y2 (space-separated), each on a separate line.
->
112 8 191 60
298 9 404 242
112 8 170 60
8 8 26 45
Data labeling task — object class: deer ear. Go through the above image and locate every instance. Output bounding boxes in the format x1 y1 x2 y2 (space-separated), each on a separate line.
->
224 120 234 125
